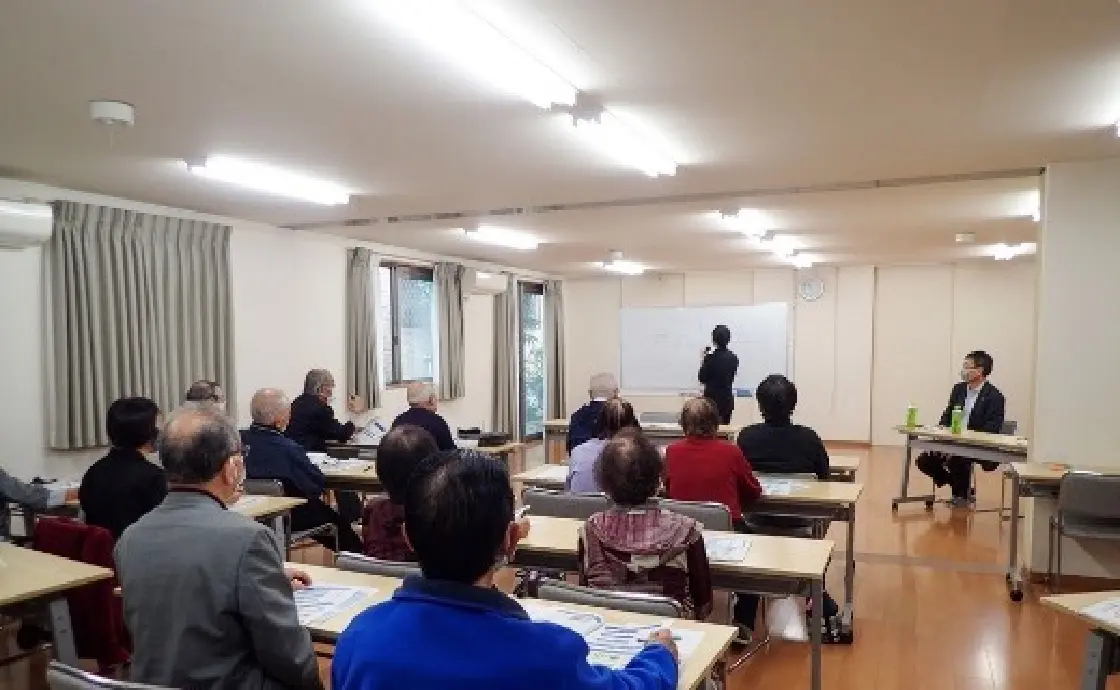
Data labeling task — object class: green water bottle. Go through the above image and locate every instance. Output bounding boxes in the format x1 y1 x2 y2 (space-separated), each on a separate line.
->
905 404 918 428
950 406 964 434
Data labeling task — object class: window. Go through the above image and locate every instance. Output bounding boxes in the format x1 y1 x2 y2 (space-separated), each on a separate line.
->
378 263 437 384
518 281 546 439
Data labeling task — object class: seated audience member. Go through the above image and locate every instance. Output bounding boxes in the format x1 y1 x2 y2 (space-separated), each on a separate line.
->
566 373 619 453
0 470 77 541
579 433 713 620
665 397 761 527
333 448 679 690
735 374 841 641
286 368 366 452
242 388 362 553
391 381 456 451
567 398 639 494
184 380 227 412
917 350 1007 507
115 407 321 690
80 397 168 540
362 424 438 561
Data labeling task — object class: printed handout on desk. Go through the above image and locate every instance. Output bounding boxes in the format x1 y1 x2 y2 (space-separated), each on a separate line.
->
523 603 605 636
314 458 373 472
1081 597 1120 626
231 495 267 509
294 585 376 626
760 478 808 496
704 534 751 563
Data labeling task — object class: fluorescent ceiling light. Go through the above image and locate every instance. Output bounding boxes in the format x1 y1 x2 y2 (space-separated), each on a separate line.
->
0 201 52 218
370 1 576 109
717 208 773 236
187 156 351 205
790 253 814 269
463 224 539 250
570 111 678 177
991 242 1036 260
601 259 645 275
756 234 797 258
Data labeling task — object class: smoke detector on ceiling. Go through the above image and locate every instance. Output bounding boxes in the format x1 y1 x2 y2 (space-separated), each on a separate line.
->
89 100 135 127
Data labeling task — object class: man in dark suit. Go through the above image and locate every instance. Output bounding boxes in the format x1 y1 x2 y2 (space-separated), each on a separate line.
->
566 373 618 453
917 350 1007 507
391 382 456 451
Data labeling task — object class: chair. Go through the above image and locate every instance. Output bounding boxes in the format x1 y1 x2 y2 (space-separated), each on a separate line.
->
639 412 679 424
656 498 732 531
46 662 170 690
536 580 683 618
522 488 610 520
1047 472 1120 591
337 552 421 579
242 479 338 557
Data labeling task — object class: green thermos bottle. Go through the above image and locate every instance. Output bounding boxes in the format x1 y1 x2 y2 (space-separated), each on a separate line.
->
950 406 964 434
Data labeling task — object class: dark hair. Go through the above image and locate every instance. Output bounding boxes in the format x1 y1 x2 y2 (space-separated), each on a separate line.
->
595 432 663 506
404 449 514 583
966 350 994 377
106 397 160 449
680 397 720 438
756 374 797 424
376 425 439 503
159 409 240 484
594 398 639 439
712 325 731 349
185 380 223 402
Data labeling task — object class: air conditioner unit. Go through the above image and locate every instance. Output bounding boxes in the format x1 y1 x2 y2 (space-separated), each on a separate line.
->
464 268 508 295
0 202 53 249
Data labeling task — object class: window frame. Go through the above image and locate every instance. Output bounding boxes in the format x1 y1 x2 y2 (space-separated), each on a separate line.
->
517 280 547 441
379 262 436 386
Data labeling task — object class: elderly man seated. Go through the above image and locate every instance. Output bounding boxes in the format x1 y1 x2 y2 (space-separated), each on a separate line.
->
566 372 620 453
241 388 362 553
391 381 456 451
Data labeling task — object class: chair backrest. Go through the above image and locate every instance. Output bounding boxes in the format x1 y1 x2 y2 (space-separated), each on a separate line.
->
1000 420 1018 435
656 498 732 531
535 580 684 619
639 411 679 424
242 479 284 497
337 551 421 579
1058 472 1120 523
522 487 611 520
47 662 169 690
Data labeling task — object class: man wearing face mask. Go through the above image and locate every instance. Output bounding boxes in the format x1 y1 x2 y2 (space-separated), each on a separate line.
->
916 350 1006 507
115 407 322 690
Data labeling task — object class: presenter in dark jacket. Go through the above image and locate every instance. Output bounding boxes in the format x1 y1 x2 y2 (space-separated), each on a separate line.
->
242 388 362 553
698 325 739 425
916 350 1006 507
286 369 366 453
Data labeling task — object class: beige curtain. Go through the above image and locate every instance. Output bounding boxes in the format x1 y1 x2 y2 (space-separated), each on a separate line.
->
544 279 566 419
346 248 381 410
492 277 519 436
434 262 466 400
43 202 234 450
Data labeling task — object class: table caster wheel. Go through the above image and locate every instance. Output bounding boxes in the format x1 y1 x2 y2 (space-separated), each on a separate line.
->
838 630 854 644
924 500 934 510
891 502 899 513
1010 589 1024 602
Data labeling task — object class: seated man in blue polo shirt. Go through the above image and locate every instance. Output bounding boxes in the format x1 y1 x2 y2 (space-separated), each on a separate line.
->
332 449 679 690
391 381 456 451
241 388 362 553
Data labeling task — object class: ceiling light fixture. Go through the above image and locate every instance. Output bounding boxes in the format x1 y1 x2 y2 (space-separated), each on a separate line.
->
991 242 1037 260
757 234 797 259
563 94 678 177
186 156 351 205
463 224 539 250
790 253 814 269
717 208 773 236
601 250 645 275
370 1 576 109
0 201 52 219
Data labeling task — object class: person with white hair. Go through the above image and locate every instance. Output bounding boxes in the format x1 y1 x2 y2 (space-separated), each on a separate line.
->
566 372 620 452
183 380 226 413
286 369 366 453
241 388 362 553
391 381 455 451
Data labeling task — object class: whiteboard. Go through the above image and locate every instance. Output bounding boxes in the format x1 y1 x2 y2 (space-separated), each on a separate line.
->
619 303 790 395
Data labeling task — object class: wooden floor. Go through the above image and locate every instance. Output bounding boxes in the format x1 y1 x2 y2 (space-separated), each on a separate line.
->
2 445 1111 689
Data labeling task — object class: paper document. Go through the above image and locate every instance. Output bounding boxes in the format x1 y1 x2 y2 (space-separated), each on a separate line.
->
232 495 268 509
524 604 605 636
760 478 808 496
1081 597 1120 625
704 535 751 563
294 585 376 625
314 458 373 472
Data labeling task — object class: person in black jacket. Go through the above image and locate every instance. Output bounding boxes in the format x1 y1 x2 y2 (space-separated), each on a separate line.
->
565 373 619 453
242 388 362 553
80 397 169 540
391 382 456 451
916 350 1007 506
698 325 739 424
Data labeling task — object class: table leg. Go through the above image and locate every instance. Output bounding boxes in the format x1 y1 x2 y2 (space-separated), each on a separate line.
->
46 597 78 666
841 504 855 641
892 435 935 510
271 514 287 545
1080 629 1117 690
810 579 823 690
1007 472 1024 601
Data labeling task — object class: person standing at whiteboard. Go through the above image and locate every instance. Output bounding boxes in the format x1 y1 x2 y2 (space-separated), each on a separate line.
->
698 325 738 425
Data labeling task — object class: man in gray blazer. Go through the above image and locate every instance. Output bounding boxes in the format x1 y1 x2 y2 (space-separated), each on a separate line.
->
115 407 322 690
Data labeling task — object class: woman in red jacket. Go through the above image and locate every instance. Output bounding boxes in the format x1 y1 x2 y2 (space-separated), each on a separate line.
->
664 397 761 642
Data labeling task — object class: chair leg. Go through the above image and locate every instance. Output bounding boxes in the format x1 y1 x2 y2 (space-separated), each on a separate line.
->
1054 527 1064 593
1047 517 1055 587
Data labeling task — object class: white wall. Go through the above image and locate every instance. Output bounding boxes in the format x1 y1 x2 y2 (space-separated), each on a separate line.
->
564 263 1034 443
0 179 507 479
